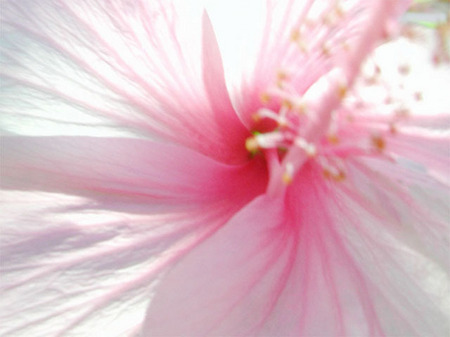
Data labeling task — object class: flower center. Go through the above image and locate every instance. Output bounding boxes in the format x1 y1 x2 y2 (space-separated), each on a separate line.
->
246 68 350 194
243 0 404 196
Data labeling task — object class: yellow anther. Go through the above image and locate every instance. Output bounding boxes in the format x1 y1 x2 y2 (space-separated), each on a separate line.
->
323 169 346 182
327 134 340 144
295 101 307 115
252 113 261 122
323 169 331 180
297 40 308 53
282 99 294 110
277 71 289 81
338 82 347 99
276 71 289 88
245 137 259 153
260 93 271 104
335 5 344 18
282 172 293 185
290 29 300 42
371 135 386 152
322 43 331 56
282 163 295 185
335 170 346 182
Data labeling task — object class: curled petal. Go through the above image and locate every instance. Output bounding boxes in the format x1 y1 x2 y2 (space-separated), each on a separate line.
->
1 0 248 163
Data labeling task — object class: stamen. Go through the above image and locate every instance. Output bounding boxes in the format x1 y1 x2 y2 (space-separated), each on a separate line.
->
322 42 331 56
323 168 346 182
277 70 289 82
245 136 259 153
319 157 346 182
338 81 348 99
256 108 281 121
252 113 261 122
371 134 386 152
281 99 294 111
254 132 287 150
255 108 290 128
266 87 305 111
260 93 271 104
290 28 308 52
327 134 340 144
290 28 300 42
255 0 399 197
295 100 308 115
294 138 317 157
282 163 294 185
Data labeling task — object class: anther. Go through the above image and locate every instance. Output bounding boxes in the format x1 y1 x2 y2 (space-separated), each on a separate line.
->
327 134 340 144
295 101 308 114
260 93 271 104
338 81 348 99
335 5 344 18
245 137 259 153
282 163 294 185
282 99 294 110
371 135 386 152
290 29 307 52
277 71 289 88
297 40 308 53
323 168 346 182
290 29 300 42
277 71 289 81
252 113 262 122
322 42 331 56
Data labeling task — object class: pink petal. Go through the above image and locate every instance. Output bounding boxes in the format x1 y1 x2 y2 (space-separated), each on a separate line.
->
143 162 449 336
1 0 248 163
1 135 266 205
0 135 267 336
201 11 249 163
0 189 240 337
144 166 359 336
143 194 296 336
331 161 450 336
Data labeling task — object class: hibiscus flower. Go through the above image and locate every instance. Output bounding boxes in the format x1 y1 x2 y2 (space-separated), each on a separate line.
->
1 0 449 336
